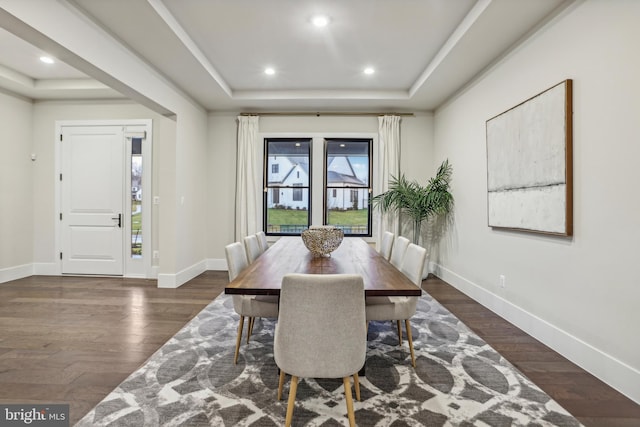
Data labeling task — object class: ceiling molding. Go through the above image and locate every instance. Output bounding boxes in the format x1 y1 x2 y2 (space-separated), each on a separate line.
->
147 0 232 97
233 89 409 101
34 78 111 91
410 0 492 97
0 63 33 87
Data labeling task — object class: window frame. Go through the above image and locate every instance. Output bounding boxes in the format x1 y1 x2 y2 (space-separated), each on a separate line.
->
323 138 373 237
263 138 312 236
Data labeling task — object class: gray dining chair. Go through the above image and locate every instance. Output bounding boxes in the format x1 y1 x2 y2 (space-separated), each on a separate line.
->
365 243 427 367
256 231 269 253
389 235 410 268
225 242 278 364
379 231 395 260
243 234 262 263
275 273 366 427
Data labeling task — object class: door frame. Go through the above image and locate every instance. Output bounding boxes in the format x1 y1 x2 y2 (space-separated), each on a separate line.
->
55 119 153 278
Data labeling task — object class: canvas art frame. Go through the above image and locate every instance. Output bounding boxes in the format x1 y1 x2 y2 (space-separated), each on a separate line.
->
486 79 573 236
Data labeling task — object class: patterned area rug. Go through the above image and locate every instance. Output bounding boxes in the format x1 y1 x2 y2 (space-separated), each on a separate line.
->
76 293 582 426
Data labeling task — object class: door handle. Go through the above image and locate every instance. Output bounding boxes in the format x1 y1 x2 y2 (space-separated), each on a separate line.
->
112 213 122 228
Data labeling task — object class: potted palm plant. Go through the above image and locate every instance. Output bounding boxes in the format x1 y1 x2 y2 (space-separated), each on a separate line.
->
372 159 454 275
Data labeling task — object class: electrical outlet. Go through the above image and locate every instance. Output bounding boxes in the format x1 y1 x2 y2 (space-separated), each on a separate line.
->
499 274 506 288
153 250 160 259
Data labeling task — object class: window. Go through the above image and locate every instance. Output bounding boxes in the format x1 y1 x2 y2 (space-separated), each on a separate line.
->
263 136 372 237
324 139 372 236
131 138 142 257
292 184 303 201
264 138 311 235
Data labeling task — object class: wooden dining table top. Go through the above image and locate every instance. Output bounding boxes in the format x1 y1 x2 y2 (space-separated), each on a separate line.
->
224 236 422 297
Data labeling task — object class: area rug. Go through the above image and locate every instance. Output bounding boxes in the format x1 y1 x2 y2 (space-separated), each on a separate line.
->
76 292 582 426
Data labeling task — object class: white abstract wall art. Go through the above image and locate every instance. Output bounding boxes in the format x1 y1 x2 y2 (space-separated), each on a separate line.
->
486 80 573 236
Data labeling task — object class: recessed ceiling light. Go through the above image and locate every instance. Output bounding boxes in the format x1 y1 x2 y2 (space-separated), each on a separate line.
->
40 56 54 64
311 15 329 27
264 67 275 75
364 67 375 75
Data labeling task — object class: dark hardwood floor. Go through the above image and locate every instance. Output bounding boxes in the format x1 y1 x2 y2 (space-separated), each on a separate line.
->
0 272 227 425
0 272 638 426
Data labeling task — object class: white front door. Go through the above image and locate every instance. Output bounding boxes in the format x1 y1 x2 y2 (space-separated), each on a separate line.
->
60 126 124 275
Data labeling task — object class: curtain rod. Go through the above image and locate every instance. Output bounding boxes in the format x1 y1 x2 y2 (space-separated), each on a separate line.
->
239 112 414 117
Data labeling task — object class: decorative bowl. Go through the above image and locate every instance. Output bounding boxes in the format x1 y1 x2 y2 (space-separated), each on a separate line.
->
301 226 344 257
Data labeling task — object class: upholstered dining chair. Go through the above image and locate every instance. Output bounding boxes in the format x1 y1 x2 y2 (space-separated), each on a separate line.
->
256 230 269 253
365 243 427 367
389 235 410 268
225 242 278 364
243 234 262 263
275 273 366 427
379 231 395 261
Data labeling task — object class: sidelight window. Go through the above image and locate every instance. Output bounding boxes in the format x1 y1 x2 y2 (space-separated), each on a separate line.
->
131 138 142 257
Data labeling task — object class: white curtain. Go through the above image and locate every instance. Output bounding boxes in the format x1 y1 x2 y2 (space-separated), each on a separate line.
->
376 115 401 247
235 115 260 240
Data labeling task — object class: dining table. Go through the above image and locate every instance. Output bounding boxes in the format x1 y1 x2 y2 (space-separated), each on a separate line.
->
224 236 421 297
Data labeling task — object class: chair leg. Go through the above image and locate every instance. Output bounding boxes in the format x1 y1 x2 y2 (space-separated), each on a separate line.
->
396 320 402 345
353 373 361 401
343 377 356 427
247 317 255 343
285 376 299 427
277 370 286 401
234 316 245 364
405 319 416 368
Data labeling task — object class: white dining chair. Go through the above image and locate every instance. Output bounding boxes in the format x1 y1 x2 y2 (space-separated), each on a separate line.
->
379 231 395 261
365 243 427 367
389 236 410 268
399 243 427 285
275 273 366 427
225 242 278 364
256 231 269 253
243 234 262 263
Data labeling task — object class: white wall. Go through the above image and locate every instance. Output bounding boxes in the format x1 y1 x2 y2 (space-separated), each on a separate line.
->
172 107 208 276
433 0 640 403
0 92 33 282
206 113 435 263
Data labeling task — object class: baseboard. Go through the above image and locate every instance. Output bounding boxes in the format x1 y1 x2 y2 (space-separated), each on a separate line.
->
33 262 61 276
0 263 34 284
431 262 640 405
157 260 207 289
206 258 227 271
